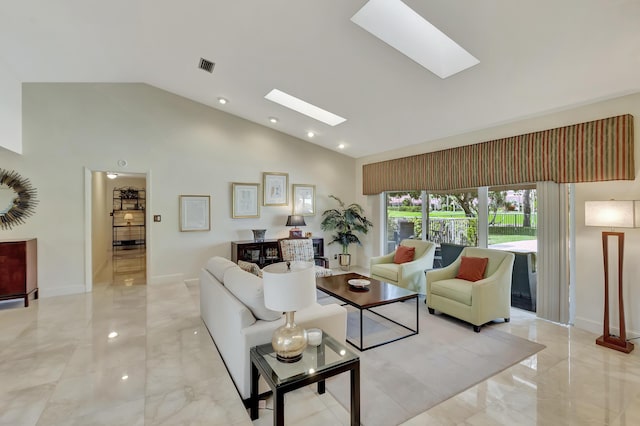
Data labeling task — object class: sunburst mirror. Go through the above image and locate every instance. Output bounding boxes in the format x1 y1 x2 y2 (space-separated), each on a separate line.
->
0 169 38 230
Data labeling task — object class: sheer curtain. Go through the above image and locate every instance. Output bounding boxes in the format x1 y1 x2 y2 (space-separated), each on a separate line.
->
536 181 572 324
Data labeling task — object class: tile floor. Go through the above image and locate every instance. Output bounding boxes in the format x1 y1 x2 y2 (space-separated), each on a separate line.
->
1 261 639 425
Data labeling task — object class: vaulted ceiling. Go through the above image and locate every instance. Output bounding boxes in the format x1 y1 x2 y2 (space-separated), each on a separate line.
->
2 0 639 158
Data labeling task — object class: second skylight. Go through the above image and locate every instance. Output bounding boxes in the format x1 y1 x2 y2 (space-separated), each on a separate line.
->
264 89 347 127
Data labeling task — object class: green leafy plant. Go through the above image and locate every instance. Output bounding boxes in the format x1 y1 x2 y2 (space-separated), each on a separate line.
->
320 195 373 254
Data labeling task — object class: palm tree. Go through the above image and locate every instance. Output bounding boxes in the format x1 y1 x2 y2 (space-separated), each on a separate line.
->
320 195 373 254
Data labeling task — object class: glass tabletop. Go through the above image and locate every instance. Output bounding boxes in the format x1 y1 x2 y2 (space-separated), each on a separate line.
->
251 331 358 387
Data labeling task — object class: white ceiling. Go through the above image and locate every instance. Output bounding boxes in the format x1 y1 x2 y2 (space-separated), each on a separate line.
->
2 0 639 158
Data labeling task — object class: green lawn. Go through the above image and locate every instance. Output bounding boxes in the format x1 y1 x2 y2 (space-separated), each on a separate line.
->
488 234 537 245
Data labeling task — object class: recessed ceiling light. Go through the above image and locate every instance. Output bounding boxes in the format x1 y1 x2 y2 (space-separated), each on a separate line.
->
106 172 118 179
269 117 278 124
307 131 315 138
338 144 345 150
351 0 480 79
108 331 118 339
121 374 129 380
265 89 347 127
218 97 228 105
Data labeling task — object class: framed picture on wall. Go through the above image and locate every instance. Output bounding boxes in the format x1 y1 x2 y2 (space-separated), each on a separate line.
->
179 195 210 231
263 172 288 206
292 184 315 216
232 182 260 218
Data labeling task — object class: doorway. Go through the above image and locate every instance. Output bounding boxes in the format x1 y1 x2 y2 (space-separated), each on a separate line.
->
86 169 150 291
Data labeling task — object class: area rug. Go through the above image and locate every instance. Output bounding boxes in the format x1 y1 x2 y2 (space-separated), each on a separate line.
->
325 299 545 426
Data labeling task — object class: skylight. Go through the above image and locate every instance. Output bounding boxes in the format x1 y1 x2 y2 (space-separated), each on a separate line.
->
264 89 347 127
351 0 479 79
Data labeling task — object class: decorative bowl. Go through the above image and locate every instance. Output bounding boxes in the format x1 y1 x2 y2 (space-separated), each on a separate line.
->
348 278 370 288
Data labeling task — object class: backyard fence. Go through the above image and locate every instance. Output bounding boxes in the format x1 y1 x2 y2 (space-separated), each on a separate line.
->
387 213 537 251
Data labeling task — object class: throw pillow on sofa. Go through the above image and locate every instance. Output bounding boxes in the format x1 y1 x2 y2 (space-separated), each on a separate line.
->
237 260 263 277
224 267 282 321
394 245 415 264
455 256 489 282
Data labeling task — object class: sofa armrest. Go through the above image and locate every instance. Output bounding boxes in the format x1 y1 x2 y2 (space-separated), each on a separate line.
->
470 255 514 310
314 256 330 268
426 258 460 289
370 252 395 266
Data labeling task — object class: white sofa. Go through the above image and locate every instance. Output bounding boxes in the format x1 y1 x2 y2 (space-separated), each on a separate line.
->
200 256 347 401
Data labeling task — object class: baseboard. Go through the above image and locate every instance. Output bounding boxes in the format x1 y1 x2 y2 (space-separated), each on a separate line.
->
40 284 86 298
184 278 199 287
574 316 639 340
148 273 184 286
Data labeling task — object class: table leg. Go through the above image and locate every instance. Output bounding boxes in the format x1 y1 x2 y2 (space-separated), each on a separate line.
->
250 362 259 420
415 295 419 334
359 308 364 351
351 362 360 426
275 391 285 426
317 344 325 394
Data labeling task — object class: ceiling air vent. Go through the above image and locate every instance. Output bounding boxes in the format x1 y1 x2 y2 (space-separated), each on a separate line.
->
198 58 215 73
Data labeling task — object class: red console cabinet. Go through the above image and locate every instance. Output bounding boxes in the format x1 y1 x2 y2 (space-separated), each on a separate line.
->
0 238 38 307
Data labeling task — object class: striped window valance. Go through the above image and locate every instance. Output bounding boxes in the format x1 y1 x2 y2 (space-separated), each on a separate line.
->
362 114 634 195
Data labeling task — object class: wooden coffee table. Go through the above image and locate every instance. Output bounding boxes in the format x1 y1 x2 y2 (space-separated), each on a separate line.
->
316 273 419 351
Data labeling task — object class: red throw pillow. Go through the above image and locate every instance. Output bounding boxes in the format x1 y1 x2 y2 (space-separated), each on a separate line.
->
393 245 415 264
456 256 489 282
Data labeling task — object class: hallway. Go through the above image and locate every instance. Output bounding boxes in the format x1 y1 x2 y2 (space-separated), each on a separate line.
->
95 248 146 287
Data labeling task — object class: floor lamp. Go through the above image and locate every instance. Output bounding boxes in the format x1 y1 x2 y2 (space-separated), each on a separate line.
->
585 200 637 354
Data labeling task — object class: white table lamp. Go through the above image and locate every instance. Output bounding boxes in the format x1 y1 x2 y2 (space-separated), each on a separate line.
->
123 212 134 225
263 261 316 362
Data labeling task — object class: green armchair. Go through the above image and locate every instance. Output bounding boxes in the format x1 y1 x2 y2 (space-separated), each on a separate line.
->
426 247 514 332
370 239 436 294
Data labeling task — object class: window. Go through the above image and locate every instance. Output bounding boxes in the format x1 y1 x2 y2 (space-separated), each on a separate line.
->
487 187 537 251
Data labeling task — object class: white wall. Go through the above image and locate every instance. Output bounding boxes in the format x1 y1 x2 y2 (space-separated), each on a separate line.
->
0 83 355 296
356 92 640 338
0 62 22 154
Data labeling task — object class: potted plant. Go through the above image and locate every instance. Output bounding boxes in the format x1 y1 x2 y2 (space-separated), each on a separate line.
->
320 195 373 270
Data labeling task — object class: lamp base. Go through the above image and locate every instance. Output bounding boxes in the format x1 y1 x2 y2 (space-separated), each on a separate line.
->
276 353 303 363
596 335 634 354
272 311 308 363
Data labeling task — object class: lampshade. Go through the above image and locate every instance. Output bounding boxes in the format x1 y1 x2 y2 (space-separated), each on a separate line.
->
123 213 134 221
285 215 306 227
263 261 316 312
585 200 640 228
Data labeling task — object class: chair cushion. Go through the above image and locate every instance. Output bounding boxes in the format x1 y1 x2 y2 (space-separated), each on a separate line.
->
394 245 415 264
280 239 314 262
456 256 489 282
371 263 399 282
314 266 333 277
431 278 473 306
223 267 282 321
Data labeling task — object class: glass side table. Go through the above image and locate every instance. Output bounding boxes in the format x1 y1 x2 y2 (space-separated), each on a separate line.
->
250 331 360 426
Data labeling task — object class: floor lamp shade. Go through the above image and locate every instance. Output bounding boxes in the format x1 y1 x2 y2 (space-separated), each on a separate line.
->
585 200 637 354
585 200 640 228
262 261 316 362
